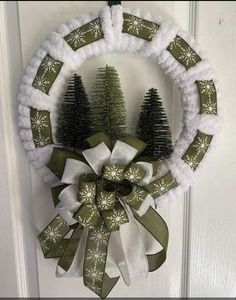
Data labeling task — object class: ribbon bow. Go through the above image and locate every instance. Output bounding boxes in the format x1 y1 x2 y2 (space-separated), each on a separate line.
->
38 132 168 298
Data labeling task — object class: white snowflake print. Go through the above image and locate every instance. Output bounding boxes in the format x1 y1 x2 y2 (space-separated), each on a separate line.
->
41 55 61 73
66 29 86 48
147 23 158 39
90 227 109 246
40 239 49 251
79 184 96 204
193 136 211 154
88 18 102 38
199 81 216 97
203 100 217 114
169 36 183 50
34 135 50 147
184 155 199 170
124 15 144 34
97 192 115 210
77 216 96 229
43 225 61 243
152 178 175 196
124 167 143 183
133 185 146 204
179 46 199 66
87 249 106 264
103 165 124 182
107 209 128 229
85 266 103 282
31 113 48 130
33 74 50 92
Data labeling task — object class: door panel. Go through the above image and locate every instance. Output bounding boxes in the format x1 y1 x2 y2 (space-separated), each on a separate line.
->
1 1 235 298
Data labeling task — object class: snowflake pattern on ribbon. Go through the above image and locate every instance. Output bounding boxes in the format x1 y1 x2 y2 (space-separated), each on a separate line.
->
105 207 129 230
167 35 201 69
79 184 96 203
32 54 63 94
197 80 217 115
30 108 53 148
147 172 178 198
64 17 103 51
84 223 110 296
122 13 159 41
182 130 213 171
103 165 125 182
97 192 115 210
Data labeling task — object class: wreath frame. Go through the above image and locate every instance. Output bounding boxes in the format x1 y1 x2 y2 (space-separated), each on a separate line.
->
18 5 222 205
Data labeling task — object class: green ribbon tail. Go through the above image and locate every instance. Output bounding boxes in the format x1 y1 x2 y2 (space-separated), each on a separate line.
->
38 214 71 258
134 207 169 272
83 221 119 298
57 223 83 272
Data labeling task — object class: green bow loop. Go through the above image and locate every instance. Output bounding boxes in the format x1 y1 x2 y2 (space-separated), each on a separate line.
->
123 185 149 210
102 164 126 182
78 183 96 204
84 131 112 149
124 163 146 183
47 147 86 179
97 184 116 211
102 202 129 232
74 203 100 229
39 132 169 298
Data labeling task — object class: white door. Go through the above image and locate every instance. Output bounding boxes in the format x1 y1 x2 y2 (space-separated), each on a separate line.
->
0 1 235 297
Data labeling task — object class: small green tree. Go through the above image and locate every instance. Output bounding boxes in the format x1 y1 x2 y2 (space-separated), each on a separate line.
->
91 65 126 140
56 74 92 150
136 88 173 160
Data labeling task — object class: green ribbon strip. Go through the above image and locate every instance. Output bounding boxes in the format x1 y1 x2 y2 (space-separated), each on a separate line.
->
64 18 104 51
167 35 201 70
122 13 159 41
40 132 170 298
30 107 53 148
32 54 63 95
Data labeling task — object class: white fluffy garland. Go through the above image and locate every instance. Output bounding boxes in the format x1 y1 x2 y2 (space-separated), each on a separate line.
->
18 5 222 204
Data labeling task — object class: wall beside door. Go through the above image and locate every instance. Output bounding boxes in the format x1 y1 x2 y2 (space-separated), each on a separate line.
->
0 1 235 297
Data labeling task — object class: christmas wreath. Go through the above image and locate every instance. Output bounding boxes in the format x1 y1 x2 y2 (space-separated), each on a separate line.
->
18 3 221 298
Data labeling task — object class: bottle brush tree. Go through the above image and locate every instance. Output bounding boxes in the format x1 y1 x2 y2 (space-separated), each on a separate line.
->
91 65 126 140
56 74 92 150
136 88 173 160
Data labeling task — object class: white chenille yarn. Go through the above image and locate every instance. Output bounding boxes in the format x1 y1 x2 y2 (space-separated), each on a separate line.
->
18 5 221 204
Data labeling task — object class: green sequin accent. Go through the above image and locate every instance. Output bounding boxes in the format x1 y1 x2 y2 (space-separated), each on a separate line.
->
167 35 201 69
32 54 63 94
182 130 213 171
196 80 217 115
122 13 159 41
64 18 104 51
30 107 53 148
147 171 178 198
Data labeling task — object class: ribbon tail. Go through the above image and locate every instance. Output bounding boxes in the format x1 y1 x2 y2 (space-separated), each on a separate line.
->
56 223 83 277
118 204 149 285
38 215 71 259
83 221 119 298
134 207 169 272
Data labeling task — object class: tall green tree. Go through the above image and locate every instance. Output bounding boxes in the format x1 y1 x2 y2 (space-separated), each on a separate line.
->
91 65 126 140
136 88 173 160
56 74 92 150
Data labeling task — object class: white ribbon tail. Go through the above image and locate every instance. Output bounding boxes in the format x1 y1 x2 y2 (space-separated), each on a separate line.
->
57 185 80 226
